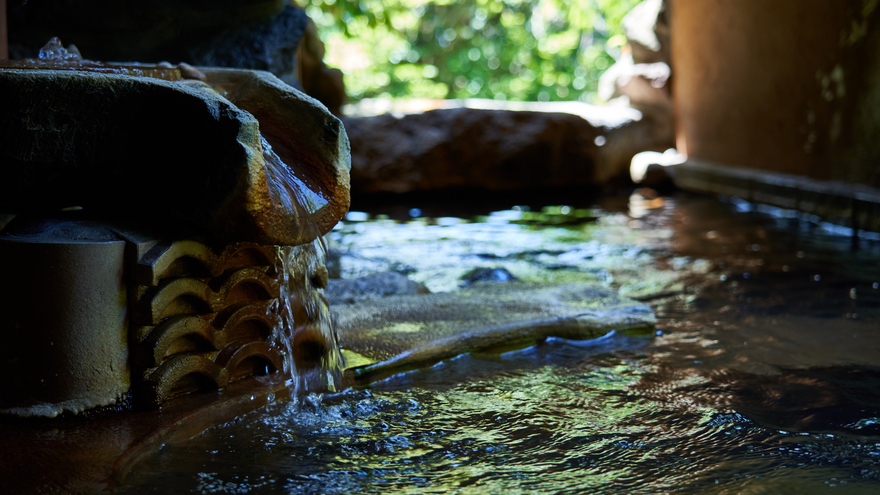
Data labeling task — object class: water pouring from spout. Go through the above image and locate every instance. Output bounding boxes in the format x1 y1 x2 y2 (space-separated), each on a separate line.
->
263 134 345 394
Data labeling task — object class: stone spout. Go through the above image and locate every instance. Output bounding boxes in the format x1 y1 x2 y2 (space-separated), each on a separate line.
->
0 66 350 246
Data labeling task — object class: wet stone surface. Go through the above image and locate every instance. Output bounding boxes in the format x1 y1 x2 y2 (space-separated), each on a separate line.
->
325 271 430 305
119 192 880 494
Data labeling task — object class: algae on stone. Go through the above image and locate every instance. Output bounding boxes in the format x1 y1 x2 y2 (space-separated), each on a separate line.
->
334 282 655 381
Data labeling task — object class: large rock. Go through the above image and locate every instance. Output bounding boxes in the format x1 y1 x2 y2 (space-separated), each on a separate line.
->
0 67 350 245
344 101 672 193
599 58 672 109
599 0 673 123
7 2 345 115
294 18 346 116
345 107 597 193
184 5 345 115
594 0 674 167
183 6 308 88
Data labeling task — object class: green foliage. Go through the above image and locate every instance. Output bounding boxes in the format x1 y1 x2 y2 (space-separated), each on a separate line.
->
300 0 641 102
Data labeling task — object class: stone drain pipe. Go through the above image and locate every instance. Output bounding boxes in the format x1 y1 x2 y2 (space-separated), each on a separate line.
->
0 53 351 417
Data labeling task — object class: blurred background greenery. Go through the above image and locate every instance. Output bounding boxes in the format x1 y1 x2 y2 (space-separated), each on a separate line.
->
296 0 641 103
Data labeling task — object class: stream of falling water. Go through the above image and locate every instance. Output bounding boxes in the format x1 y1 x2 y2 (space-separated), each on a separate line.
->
270 240 345 395
260 135 345 395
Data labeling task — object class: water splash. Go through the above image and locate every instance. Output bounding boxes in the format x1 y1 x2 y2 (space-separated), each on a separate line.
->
38 37 83 61
2 38 186 80
269 238 345 396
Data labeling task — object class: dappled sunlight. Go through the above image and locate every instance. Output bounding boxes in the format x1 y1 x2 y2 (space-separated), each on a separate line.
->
300 0 641 102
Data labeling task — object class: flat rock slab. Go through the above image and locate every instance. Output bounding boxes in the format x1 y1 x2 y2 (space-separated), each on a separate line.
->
334 282 655 381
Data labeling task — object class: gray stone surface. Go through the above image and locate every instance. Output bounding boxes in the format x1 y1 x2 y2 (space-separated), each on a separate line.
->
184 5 308 89
326 271 430 305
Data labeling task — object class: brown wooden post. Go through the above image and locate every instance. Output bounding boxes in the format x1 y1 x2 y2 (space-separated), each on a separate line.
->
0 0 7 60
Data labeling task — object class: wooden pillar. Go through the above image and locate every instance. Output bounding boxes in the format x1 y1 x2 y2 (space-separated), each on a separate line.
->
1 0 7 60
668 0 880 188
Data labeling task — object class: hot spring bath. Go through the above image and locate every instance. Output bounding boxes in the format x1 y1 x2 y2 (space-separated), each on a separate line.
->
115 193 880 494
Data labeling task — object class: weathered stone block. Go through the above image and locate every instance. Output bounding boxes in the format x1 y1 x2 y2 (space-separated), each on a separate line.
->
0 67 350 245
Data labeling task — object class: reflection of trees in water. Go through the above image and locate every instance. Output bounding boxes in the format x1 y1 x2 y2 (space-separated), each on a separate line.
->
300 0 641 102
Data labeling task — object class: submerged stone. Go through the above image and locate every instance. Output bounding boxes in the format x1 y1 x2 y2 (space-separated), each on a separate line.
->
460 267 518 287
325 271 430 305
334 282 655 382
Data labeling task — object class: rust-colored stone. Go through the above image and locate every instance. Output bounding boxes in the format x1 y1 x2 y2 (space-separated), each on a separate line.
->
201 67 351 243
343 103 671 193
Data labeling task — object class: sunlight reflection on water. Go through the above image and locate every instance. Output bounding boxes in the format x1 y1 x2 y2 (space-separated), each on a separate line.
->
121 194 880 494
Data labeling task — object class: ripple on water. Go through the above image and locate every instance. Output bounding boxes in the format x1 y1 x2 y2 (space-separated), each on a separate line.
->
120 195 880 494
120 339 880 494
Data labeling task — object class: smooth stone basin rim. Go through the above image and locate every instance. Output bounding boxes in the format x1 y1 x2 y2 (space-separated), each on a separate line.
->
0 67 350 245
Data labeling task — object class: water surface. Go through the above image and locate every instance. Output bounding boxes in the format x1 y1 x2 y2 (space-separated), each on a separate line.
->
121 193 880 494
